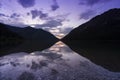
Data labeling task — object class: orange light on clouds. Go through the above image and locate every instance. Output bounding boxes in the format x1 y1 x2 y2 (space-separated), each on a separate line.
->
48 28 65 39
56 33 65 39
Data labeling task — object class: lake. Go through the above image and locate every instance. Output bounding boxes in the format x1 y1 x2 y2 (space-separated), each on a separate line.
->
0 41 120 80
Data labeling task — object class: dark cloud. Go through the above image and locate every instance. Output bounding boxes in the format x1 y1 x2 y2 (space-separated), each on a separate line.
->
30 10 48 19
51 0 59 11
79 0 112 6
10 13 20 18
36 19 62 28
18 0 35 8
0 13 6 17
31 10 39 19
0 13 9 18
0 3 2 8
27 12 30 16
80 10 96 20
0 13 20 18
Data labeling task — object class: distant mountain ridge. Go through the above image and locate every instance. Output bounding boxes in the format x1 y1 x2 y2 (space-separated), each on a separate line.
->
63 8 120 40
5 24 58 40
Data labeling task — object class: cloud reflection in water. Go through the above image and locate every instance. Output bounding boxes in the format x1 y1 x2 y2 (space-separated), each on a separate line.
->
0 41 120 80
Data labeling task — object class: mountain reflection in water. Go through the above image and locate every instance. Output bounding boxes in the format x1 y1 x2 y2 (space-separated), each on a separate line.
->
64 40 120 72
0 41 120 80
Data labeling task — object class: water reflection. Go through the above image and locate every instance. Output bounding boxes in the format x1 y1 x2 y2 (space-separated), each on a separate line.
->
64 40 120 72
0 40 56 56
0 41 120 80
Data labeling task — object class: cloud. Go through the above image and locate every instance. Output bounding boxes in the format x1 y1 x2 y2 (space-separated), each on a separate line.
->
0 13 20 19
79 0 112 6
80 10 96 20
61 27 73 34
33 51 62 60
10 13 20 18
36 19 62 28
0 3 2 8
0 13 27 27
0 13 10 18
51 0 59 11
0 13 6 17
33 13 69 30
34 13 69 28
17 0 35 8
30 10 48 19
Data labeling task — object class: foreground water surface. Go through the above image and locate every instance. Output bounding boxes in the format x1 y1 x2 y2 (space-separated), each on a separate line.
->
0 41 120 80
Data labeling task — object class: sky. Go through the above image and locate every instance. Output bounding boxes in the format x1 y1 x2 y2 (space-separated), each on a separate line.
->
0 0 120 38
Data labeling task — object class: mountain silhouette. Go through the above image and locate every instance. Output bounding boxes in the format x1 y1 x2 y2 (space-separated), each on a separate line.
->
0 23 23 48
63 8 120 40
6 25 58 41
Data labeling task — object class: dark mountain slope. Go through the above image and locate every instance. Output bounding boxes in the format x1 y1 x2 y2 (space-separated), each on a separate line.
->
63 8 120 40
0 23 23 47
6 25 58 41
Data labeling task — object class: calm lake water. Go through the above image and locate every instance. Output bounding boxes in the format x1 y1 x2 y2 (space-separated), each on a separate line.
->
0 41 120 80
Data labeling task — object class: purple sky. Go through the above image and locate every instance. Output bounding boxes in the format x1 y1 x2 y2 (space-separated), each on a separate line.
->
0 0 120 38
